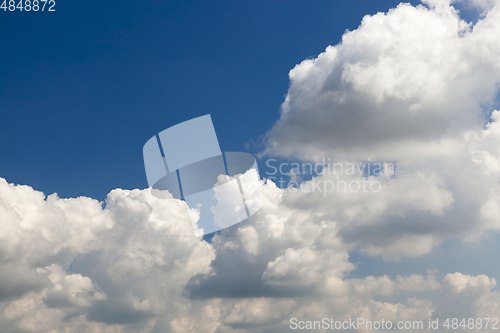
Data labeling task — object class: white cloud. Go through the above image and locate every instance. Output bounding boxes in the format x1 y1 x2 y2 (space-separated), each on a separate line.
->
351 272 441 296
264 0 500 162
437 272 500 323
253 0 500 259
0 178 215 332
0 174 499 332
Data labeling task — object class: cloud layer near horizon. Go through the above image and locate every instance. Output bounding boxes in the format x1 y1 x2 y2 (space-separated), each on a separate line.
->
0 174 498 332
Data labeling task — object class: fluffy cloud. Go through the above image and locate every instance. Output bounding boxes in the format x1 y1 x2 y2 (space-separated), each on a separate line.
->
256 0 500 259
0 174 498 332
0 178 215 332
350 272 441 295
436 272 500 327
264 0 500 161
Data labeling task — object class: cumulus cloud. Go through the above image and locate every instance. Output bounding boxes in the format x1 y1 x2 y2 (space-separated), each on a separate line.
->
0 174 498 332
264 0 500 161
350 272 441 295
255 0 500 259
0 178 215 332
436 272 500 325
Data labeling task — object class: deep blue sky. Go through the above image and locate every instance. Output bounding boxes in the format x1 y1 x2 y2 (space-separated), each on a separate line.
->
1 0 437 201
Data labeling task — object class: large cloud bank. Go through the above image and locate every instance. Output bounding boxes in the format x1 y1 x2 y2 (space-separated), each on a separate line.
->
3 0 500 331
1 177 500 332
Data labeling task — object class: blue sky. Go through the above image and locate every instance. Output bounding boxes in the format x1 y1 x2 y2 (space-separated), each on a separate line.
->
0 0 427 200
